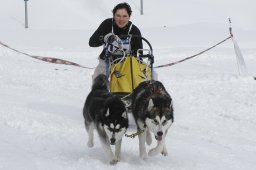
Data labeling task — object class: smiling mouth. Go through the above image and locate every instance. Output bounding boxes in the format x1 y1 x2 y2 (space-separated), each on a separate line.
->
117 22 126 27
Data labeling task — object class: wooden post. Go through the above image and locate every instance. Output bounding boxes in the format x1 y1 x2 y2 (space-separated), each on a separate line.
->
24 0 29 28
140 0 143 15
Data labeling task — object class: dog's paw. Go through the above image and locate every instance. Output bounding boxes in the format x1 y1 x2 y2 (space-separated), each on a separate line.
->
148 148 156 157
115 155 120 162
140 152 148 160
161 150 168 156
109 158 119 165
161 145 168 156
148 148 161 157
87 141 94 148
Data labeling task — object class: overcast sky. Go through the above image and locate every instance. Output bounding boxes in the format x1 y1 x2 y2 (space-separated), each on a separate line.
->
0 0 255 30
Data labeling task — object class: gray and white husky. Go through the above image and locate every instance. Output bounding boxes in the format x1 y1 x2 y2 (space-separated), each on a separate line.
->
132 80 174 159
83 74 128 165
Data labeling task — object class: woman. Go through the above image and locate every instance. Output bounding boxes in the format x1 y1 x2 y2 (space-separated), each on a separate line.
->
89 2 143 80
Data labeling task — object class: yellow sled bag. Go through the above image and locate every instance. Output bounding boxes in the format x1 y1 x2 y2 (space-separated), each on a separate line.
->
110 56 151 94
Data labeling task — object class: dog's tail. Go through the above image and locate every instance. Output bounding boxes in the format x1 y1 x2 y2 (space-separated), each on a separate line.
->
92 74 109 91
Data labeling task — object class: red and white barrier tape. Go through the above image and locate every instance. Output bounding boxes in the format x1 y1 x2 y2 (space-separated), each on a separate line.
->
0 41 94 69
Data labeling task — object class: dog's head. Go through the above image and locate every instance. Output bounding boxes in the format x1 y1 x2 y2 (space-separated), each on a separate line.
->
102 96 128 145
145 96 174 141
92 74 109 91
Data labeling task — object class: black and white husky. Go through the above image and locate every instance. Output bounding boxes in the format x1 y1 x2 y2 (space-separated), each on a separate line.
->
132 80 174 159
83 74 128 164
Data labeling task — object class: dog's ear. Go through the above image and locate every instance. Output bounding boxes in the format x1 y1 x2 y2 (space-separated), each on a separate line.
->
121 111 127 119
166 95 172 107
105 109 110 117
120 98 130 108
147 98 154 111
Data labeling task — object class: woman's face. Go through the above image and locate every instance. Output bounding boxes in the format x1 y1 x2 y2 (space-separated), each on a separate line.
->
114 8 130 28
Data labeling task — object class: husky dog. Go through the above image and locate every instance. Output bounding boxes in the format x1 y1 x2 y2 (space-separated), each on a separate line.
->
132 80 174 159
83 74 128 164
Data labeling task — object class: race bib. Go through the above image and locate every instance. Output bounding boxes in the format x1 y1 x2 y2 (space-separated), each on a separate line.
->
120 37 131 53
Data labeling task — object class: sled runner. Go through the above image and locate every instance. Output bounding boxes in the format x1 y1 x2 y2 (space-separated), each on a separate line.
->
104 35 154 108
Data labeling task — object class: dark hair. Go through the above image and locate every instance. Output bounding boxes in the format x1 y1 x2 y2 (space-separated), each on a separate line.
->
112 2 132 17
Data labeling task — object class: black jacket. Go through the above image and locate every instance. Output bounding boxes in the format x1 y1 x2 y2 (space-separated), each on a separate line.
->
89 18 142 59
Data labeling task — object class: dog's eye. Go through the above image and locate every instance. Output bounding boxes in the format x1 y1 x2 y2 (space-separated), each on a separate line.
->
153 119 159 125
115 129 122 133
162 120 167 125
107 127 113 131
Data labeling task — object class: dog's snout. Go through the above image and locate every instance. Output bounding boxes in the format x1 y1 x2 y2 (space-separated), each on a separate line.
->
157 131 163 136
110 138 116 144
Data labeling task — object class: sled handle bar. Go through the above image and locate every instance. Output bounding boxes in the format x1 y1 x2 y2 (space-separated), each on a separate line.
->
118 34 154 63
118 34 153 53
137 49 154 64
119 35 154 79
105 34 155 79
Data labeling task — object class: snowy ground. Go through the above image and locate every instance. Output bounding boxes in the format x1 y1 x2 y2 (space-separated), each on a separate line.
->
1 0 256 170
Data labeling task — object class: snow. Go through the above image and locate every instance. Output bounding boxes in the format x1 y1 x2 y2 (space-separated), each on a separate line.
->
0 0 256 169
